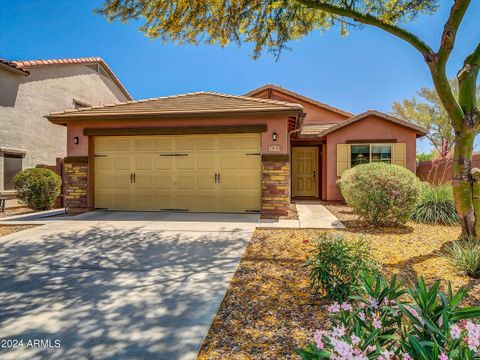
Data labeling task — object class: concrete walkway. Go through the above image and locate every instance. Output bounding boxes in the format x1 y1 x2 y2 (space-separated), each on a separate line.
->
258 201 344 229
0 211 259 360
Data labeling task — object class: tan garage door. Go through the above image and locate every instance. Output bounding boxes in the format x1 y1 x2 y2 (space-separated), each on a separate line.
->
94 134 261 212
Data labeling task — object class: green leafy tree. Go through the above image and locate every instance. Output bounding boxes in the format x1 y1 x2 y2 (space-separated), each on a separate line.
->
97 0 480 239
393 81 480 158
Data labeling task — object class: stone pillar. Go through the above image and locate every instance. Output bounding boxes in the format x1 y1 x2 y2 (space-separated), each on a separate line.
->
261 154 290 216
63 157 89 214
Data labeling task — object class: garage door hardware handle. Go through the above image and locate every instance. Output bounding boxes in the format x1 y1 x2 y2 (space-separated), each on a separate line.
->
246 153 261 156
133 173 136 183
218 173 221 183
214 173 218 184
130 173 133 183
94 154 108 157
159 153 189 157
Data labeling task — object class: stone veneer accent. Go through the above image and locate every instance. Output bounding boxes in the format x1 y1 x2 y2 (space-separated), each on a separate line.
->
63 157 88 213
261 156 290 215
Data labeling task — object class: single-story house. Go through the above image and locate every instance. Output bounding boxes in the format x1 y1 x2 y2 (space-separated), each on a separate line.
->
47 84 426 215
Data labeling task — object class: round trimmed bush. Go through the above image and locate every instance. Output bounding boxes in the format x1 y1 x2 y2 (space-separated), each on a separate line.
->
13 168 62 210
338 163 420 226
411 182 459 225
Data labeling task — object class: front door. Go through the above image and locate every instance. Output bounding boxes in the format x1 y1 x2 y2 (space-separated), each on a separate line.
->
292 147 318 197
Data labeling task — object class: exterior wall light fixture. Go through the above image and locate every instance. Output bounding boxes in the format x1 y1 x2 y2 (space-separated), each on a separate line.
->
73 136 79 145
272 132 277 141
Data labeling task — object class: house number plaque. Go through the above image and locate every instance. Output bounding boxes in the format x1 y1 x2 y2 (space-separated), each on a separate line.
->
268 144 281 152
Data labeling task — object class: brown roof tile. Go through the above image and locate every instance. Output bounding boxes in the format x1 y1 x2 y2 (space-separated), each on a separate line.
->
0 59 29 75
300 110 427 137
47 92 303 123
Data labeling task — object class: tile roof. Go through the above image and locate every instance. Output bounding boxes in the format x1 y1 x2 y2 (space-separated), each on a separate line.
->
300 124 337 137
245 84 353 118
10 57 132 100
300 110 427 137
0 59 30 75
47 92 303 123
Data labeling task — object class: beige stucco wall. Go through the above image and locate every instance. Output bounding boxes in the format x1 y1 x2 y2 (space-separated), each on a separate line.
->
0 64 128 190
65 115 290 157
325 115 418 201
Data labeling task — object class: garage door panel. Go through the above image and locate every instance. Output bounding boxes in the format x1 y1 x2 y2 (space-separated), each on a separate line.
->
197 155 215 170
240 137 261 150
114 158 130 170
135 176 153 189
135 157 153 170
113 138 131 152
219 138 240 150
94 134 261 212
95 138 114 152
155 158 172 170
114 175 131 190
155 138 174 151
241 157 261 169
154 175 173 190
177 157 195 170
177 138 195 151
135 139 154 152
197 138 216 150
176 175 196 190
197 175 215 190
94 157 112 170
219 156 240 170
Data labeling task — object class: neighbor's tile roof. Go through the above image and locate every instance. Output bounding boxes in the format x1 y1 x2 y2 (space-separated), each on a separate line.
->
10 57 132 100
245 84 353 118
0 59 30 75
300 110 427 137
47 92 303 122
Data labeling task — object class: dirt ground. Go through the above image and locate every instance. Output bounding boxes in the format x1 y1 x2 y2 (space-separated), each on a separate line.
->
198 203 479 359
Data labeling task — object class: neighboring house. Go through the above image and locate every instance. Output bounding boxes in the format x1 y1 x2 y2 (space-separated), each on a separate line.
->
46 84 426 215
0 57 131 196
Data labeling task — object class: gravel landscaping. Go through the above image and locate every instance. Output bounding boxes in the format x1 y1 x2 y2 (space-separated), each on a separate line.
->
0 225 37 238
198 203 480 359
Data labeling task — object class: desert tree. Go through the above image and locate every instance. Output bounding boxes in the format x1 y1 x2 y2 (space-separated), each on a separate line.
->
98 0 480 238
392 80 480 158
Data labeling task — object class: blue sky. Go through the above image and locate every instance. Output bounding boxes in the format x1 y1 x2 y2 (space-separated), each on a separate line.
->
1 1 479 153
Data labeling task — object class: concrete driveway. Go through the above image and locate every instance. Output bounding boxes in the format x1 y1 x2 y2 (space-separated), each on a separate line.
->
0 211 259 360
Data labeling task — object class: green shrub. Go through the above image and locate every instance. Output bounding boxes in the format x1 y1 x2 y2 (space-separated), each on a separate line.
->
446 239 480 278
13 168 61 210
307 232 378 302
338 163 420 226
297 273 480 359
411 182 459 225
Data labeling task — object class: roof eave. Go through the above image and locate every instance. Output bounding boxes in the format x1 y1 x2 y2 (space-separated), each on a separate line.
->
0 62 29 76
46 108 302 124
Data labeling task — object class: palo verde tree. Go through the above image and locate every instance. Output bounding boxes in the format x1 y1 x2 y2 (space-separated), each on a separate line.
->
98 1 480 239
392 80 479 158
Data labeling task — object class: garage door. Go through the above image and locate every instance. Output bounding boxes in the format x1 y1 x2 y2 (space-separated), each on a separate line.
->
93 134 261 212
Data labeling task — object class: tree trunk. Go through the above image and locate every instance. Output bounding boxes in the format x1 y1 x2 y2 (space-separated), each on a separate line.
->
451 128 478 238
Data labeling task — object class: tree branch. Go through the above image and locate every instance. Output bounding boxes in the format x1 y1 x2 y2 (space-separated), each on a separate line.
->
437 0 472 74
295 0 434 59
458 42 480 127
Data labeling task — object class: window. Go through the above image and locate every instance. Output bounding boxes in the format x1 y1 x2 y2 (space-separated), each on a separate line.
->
3 154 23 190
350 144 392 167
350 145 370 167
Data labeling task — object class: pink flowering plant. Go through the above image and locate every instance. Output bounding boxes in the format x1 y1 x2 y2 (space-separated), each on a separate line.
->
296 273 480 359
